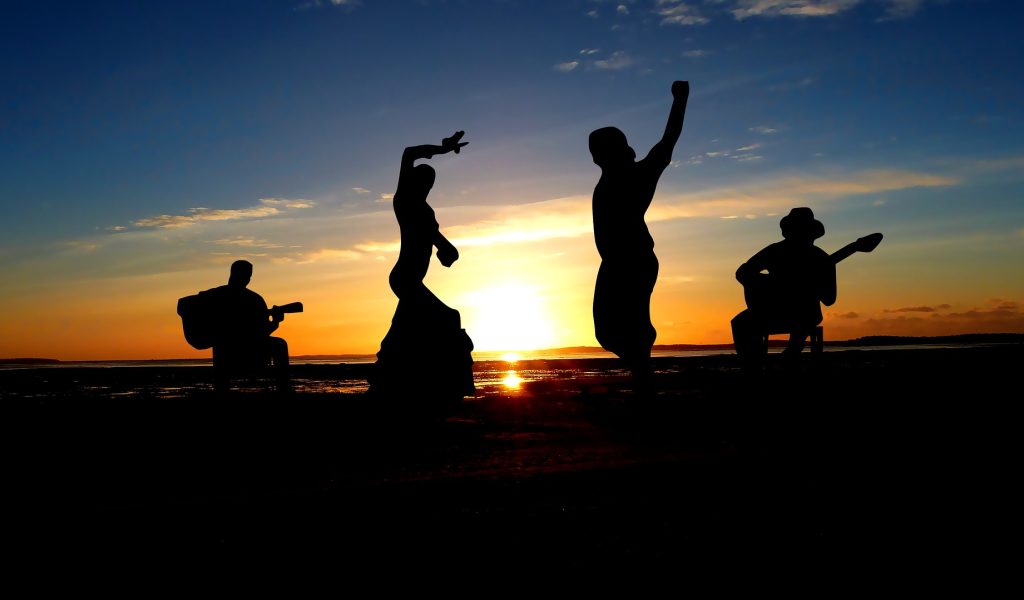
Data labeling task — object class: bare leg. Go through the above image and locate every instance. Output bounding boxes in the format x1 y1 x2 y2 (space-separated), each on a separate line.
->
628 354 654 398
268 337 290 393
732 310 766 372
212 346 230 395
781 328 808 370
783 330 807 355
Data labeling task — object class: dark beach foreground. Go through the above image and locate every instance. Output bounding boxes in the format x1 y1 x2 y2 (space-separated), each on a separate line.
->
5 346 1019 574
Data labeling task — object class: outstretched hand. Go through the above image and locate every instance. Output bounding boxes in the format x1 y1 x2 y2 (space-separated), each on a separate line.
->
437 244 459 267
442 131 469 154
672 80 689 100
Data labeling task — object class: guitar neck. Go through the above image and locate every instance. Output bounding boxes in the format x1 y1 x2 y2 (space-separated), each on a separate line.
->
830 242 860 265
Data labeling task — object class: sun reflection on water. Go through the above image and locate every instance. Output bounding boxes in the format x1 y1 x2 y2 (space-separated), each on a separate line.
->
501 371 523 389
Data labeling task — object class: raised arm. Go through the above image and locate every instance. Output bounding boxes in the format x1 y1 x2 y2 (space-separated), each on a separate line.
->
643 81 689 167
400 131 468 178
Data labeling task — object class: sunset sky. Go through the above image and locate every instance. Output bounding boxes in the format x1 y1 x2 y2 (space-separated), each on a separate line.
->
2 0 1023 360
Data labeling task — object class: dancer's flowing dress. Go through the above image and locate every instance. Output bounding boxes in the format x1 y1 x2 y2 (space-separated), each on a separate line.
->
370 179 474 408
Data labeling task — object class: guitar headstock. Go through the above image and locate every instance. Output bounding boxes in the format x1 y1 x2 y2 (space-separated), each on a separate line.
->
855 232 883 253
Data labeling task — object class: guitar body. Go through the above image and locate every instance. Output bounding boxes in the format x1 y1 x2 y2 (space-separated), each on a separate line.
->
177 288 221 350
177 291 304 351
741 233 882 316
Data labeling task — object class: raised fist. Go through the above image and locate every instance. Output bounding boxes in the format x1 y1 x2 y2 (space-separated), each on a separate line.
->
437 244 459 267
672 80 689 100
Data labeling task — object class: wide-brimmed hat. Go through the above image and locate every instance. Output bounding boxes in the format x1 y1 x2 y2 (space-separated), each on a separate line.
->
780 207 825 240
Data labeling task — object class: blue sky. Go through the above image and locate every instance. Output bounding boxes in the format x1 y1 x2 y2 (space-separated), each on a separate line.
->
2 0 1023 357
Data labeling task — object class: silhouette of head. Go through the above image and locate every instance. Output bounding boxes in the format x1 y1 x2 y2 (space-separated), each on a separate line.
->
409 164 436 192
780 207 825 243
228 260 253 288
589 127 636 168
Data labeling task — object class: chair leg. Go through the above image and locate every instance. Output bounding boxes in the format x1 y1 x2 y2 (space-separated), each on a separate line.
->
811 326 824 353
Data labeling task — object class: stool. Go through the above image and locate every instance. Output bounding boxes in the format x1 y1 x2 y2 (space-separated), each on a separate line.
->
762 325 824 353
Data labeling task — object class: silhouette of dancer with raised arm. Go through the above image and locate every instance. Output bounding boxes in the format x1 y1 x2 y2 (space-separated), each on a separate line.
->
590 80 689 395
176 260 302 392
731 207 882 370
370 131 475 410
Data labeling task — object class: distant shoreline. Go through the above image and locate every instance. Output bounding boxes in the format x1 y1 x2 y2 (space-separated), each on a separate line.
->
3 333 1022 367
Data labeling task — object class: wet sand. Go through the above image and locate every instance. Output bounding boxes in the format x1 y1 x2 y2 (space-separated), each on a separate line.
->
6 346 1018 573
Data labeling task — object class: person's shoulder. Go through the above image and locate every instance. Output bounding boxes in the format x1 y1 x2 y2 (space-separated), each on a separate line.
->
200 284 230 299
637 154 669 176
810 245 831 259
243 288 266 302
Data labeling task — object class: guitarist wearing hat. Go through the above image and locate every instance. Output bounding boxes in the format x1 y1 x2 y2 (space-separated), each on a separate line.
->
732 207 882 369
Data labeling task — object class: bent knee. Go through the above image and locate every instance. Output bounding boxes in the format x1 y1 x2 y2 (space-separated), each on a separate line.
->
731 310 752 327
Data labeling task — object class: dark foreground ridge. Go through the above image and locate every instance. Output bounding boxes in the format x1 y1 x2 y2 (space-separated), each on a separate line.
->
6 345 1019 572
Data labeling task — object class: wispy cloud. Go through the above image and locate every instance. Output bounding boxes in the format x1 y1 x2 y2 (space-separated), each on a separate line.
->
879 0 927 21
553 60 580 72
593 51 635 70
295 0 361 11
749 125 780 134
702 142 766 163
768 76 816 91
728 0 860 20
351 187 371 194
131 198 314 230
682 49 711 58
61 240 100 253
864 299 1024 336
212 236 290 249
655 0 711 26
649 169 957 220
292 248 362 264
655 0 932 24
343 167 959 255
884 304 951 313
579 48 600 55
354 240 401 254
616 4 630 16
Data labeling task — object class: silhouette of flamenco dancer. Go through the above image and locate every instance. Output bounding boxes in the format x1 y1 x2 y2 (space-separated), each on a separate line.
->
370 131 475 409
590 81 689 395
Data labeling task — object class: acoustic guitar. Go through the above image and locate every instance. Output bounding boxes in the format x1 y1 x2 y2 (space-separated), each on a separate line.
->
743 233 883 312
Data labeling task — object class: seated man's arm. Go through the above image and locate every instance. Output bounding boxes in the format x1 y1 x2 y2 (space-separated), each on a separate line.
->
736 246 773 286
258 296 280 336
819 261 837 307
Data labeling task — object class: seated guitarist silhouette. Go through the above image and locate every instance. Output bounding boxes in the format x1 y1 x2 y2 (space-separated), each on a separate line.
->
731 207 881 369
209 260 294 390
